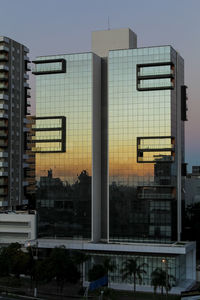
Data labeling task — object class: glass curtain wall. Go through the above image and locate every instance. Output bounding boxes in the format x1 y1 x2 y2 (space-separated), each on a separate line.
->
85 253 186 286
108 46 179 243
35 53 93 239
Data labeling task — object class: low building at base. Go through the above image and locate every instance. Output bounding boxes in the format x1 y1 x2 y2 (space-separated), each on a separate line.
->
0 210 36 245
25 238 196 294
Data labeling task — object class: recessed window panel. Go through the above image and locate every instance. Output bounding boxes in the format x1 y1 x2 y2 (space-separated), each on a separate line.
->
32 59 66 75
137 136 175 163
137 62 175 91
33 116 66 153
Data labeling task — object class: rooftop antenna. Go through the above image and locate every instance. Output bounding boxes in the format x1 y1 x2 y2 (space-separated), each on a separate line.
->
108 16 110 30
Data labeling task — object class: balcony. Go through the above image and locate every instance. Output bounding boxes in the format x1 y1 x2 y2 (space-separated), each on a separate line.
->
0 131 7 139
0 120 8 128
0 104 8 110
0 171 8 177
24 82 30 89
26 174 35 180
26 90 31 98
0 113 8 119
0 151 8 158
0 162 8 167
0 188 8 196
0 178 8 186
24 118 31 124
0 37 9 43
24 74 29 80
0 73 8 81
0 199 8 206
25 62 31 71
0 54 8 62
0 140 8 147
0 64 9 71
26 186 35 194
0 46 9 53
26 108 31 115
0 94 8 101
24 55 30 61
0 83 8 90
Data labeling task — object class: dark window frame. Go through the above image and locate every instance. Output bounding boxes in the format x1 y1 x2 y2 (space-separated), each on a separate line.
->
136 62 175 91
32 59 66 75
34 116 66 153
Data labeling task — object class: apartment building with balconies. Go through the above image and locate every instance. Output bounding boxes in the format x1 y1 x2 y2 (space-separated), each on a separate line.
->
0 36 31 209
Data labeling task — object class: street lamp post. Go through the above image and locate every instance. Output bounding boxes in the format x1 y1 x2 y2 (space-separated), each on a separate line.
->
27 240 38 297
162 258 168 298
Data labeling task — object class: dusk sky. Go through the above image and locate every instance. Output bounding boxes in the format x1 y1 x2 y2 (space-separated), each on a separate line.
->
0 0 200 170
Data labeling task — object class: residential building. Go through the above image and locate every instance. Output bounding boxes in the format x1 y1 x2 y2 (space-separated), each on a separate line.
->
0 36 31 209
183 166 200 253
185 166 200 206
32 28 195 293
25 115 36 208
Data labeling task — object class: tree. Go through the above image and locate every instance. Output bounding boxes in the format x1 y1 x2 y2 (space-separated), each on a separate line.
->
33 258 49 287
88 257 115 284
0 243 29 278
103 257 116 287
121 258 147 292
72 250 89 284
151 267 176 295
47 247 80 293
103 257 116 275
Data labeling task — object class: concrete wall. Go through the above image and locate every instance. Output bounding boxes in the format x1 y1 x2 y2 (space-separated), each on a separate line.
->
100 58 108 241
92 54 101 242
186 247 196 280
92 28 137 58
0 212 37 245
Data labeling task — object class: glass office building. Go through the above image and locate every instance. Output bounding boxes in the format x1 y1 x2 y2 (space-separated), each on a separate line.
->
33 53 101 239
33 29 195 292
108 46 185 243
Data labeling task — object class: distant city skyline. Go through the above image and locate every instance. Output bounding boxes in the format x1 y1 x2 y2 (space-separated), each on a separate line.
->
1 0 200 169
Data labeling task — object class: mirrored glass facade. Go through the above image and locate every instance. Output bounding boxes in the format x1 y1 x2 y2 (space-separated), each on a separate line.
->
85 252 186 286
32 29 195 292
108 46 184 243
35 53 95 239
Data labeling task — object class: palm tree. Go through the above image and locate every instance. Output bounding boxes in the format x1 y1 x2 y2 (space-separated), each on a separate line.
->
72 251 89 285
103 257 116 287
121 258 147 292
151 267 176 295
